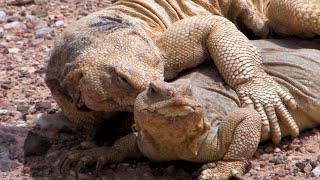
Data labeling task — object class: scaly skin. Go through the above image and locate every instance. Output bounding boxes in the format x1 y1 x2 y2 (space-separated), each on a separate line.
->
60 39 320 179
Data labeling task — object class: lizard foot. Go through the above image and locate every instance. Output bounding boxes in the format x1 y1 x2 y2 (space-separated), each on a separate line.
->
198 160 250 180
59 146 115 178
237 71 299 144
59 133 140 178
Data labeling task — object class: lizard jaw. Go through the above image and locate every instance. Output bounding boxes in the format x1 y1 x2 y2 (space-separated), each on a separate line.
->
146 97 202 117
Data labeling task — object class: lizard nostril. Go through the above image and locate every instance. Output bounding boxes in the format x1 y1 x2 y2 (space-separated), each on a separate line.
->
147 86 156 96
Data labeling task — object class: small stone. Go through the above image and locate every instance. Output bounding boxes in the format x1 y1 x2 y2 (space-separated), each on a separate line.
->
0 109 10 115
119 163 130 167
274 147 281 153
35 101 51 111
3 48 9 54
31 38 44 46
3 21 21 30
8 48 20 53
0 28 3 38
55 20 64 27
25 114 34 121
303 163 313 174
166 165 176 175
78 8 89 16
26 15 47 29
23 131 51 156
269 156 286 165
7 16 21 22
1 83 12 90
109 164 116 169
0 11 7 22
312 166 320 176
264 146 274 153
17 105 30 112
48 15 55 21
306 148 315 153
6 0 34 5
31 8 48 17
34 0 47 5
35 27 53 37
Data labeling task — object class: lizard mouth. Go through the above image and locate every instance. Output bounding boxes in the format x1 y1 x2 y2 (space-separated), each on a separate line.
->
147 97 201 117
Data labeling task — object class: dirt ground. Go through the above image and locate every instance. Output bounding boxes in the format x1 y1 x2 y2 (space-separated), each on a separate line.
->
0 0 320 180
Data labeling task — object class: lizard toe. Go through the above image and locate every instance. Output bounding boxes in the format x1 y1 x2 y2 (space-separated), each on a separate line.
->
275 100 299 137
264 104 281 144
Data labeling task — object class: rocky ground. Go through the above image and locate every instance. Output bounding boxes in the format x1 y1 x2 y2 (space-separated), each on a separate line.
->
0 0 319 180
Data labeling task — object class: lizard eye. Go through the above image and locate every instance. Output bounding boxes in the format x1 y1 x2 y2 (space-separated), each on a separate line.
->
118 76 130 86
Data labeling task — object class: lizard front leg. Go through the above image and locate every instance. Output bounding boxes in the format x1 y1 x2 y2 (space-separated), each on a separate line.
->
156 15 298 143
200 108 260 180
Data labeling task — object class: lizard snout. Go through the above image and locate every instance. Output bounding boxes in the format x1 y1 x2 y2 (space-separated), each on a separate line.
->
148 79 192 99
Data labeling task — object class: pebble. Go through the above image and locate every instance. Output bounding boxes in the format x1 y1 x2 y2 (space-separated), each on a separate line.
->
16 122 28 127
1 83 13 90
25 114 34 121
6 0 34 5
0 28 3 38
166 165 176 175
0 11 7 22
31 8 48 17
35 101 51 111
312 166 320 176
35 27 53 37
274 147 281 153
7 16 21 22
269 156 286 165
264 146 274 153
31 38 44 46
0 109 10 115
26 15 47 29
3 21 21 30
303 163 312 174
8 48 20 54
17 105 30 112
55 20 64 27
119 163 130 167
34 0 47 5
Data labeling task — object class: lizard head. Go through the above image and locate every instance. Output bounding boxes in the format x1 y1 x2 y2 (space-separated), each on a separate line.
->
134 79 209 155
46 15 164 112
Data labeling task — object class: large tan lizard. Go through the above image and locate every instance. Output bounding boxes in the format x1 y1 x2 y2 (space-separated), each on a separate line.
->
62 39 320 179
45 0 319 145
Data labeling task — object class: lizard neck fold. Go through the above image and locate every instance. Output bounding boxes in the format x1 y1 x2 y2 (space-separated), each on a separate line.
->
108 0 218 40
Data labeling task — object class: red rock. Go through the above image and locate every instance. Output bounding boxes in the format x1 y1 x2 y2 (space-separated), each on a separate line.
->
1 83 12 90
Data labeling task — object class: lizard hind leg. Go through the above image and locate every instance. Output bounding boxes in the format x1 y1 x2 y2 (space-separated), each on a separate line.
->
198 108 261 180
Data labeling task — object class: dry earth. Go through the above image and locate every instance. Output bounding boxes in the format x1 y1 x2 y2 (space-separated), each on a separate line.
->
0 0 319 180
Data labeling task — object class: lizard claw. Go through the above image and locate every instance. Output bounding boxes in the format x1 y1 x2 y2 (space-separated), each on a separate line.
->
95 159 103 177
237 72 299 143
61 157 77 177
59 154 69 175
75 161 85 179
